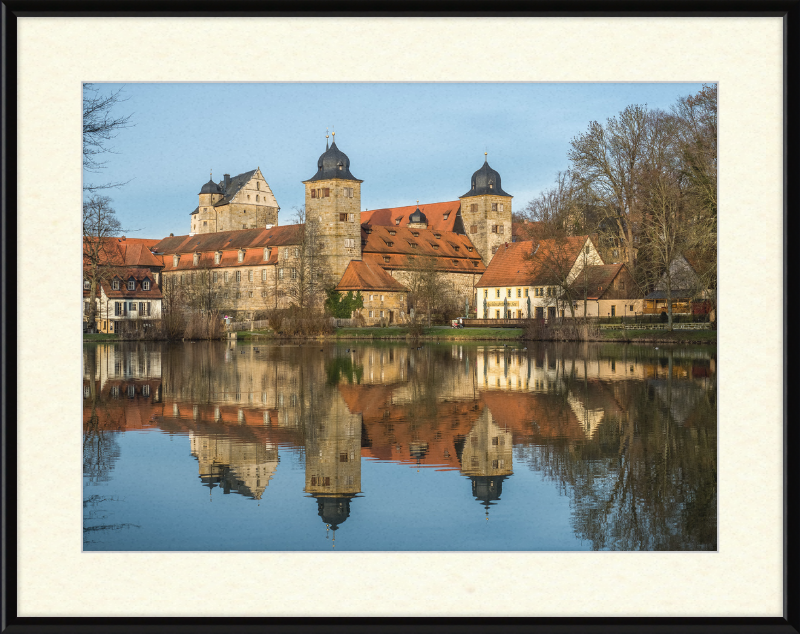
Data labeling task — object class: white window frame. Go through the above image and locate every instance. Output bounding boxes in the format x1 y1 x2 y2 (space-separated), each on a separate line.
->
127 280 136 291
143 280 150 291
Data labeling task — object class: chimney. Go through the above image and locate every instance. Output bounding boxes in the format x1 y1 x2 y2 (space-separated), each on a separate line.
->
170 233 174 237
224 174 231 190
120 236 126 241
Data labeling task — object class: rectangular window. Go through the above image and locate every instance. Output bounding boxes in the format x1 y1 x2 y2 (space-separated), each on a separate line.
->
224 271 229 282
262 269 267 281
344 238 355 248
83 279 90 290
215 253 221 264
146 302 151 316
323 188 330 197
143 280 150 291
491 203 497 211
525 288 529 297
499 225 504 234
213 272 218 283
248 270 253 282
129 302 136 311
484 289 488 298
115 302 121 316
630 304 634 311
380 310 384 317
278 268 284 279
339 213 348 221
499 203 504 212
611 305 616 317
517 288 521 297
248 291 253 298
491 225 497 233
507 289 512 297
112 280 119 290
369 310 373 318
496 289 500 298
236 271 241 282
470 225 477 234
291 268 297 279
380 295 384 301
139 302 144 313
470 204 477 212
127 280 136 290
311 189 317 198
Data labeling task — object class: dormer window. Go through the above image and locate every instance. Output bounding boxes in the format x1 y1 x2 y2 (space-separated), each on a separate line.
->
384 240 394 247
443 214 449 220
127 279 136 291
238 249 245 262
193 252 200 266
467 247 473 252
263 248 270 260
143 280 150 291
83 279 90 290
452 259 459 265
433 233 441 239
412 232 419 237
215 252 221 264
389 230 396 236
173 255 179 267
410 242 418 249
112 280 120 290
431 244 439 250
395 218 401 225
473 261 479 267
383 256 390 263
453 246 460 252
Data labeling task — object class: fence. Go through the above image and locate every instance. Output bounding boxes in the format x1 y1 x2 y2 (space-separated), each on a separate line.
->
330 318 358 328
599 322 710 330
227 319 271 332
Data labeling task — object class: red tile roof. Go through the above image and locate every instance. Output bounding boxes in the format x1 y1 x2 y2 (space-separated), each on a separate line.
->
335 260 408 292
568 264 625 299
361 225 485 274
99 268 162 299
361 200 462 232
476 236 589 287
152 225 303 257
154 226 303 272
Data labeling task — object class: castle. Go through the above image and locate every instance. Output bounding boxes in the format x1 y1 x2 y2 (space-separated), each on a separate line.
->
151 135 514 324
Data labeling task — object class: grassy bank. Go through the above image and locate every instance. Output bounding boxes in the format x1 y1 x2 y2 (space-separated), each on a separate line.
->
83 333 123 342
333 327 525 340
597 329 716 343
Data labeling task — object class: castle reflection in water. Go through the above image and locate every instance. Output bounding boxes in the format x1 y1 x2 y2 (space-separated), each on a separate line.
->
83 340 716 549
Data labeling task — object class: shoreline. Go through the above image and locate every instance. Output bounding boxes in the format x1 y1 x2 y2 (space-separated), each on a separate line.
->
84 327 716 345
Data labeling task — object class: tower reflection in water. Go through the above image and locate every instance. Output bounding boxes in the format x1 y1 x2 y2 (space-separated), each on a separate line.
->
84 341 717 551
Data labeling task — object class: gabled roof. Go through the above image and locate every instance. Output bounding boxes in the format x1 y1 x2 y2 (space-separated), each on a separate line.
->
152 225 303 257
83 237 162 269
361 224 485 273
568 264 626 299
98 268 162 299
335 260 408 293
213 169 256 206
361 200 462 233
476 236 589 288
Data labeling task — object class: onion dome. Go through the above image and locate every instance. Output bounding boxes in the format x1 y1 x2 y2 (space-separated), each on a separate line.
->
316 495 353 531
408 205 427 225
460 155 512 197
199 178 222 195
307 140 360 182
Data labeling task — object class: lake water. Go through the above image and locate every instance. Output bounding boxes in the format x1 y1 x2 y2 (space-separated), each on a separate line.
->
83 340 717 551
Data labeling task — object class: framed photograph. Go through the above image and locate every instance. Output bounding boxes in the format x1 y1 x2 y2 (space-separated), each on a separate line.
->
3 4 796 632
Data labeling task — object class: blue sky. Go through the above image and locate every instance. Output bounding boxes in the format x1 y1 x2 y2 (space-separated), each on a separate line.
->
87 83 706 240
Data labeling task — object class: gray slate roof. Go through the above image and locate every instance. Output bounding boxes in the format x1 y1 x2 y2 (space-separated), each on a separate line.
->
213 169 258 207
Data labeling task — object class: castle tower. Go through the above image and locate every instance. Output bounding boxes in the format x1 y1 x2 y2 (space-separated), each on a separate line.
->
459 154 513 265
302 134 363 285
304 393 362 545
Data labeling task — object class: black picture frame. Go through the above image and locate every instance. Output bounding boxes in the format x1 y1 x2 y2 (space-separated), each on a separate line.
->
2 2 797 632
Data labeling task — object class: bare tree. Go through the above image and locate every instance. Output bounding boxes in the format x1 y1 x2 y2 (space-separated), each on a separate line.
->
568 104 654 268
83 195 126 329
403 255 455 326
83 84 134 193
184 266 222 314
285 206 326 310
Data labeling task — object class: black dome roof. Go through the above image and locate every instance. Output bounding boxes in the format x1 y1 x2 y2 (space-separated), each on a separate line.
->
199 178 222 195
408 206 428 225
460 158 512 198
315 495 354 530
470 475 508 510
306 140 360 182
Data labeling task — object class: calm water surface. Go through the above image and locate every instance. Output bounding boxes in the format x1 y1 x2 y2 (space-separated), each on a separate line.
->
83 340 716 551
